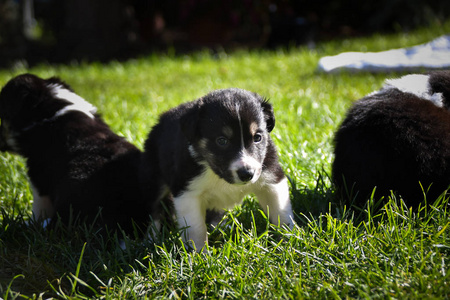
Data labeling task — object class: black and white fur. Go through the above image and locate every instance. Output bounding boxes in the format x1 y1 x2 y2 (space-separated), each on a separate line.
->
0 73 150 234
333 71 450 209
142 88 294 251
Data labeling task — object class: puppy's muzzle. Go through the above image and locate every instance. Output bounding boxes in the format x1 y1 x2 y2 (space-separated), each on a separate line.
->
230 153 262 184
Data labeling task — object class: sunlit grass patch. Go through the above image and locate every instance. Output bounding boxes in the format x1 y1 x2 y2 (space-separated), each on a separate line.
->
1 20 450 299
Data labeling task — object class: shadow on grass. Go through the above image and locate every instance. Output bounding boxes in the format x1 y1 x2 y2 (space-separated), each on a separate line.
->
288 170 344 225
287 168 450 229
0 208 173 299
3 173 447 298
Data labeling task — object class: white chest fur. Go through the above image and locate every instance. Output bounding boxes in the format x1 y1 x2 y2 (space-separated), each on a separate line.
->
184 166 255 211
173 165 293 251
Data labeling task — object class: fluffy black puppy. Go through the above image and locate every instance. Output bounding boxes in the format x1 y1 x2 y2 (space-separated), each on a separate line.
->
0 73 150 234
142 88 294 251
333 71 450 209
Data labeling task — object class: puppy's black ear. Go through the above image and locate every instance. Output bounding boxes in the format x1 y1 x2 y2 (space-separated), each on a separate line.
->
180 99 203 142
261 98 275 132
428 71 450 108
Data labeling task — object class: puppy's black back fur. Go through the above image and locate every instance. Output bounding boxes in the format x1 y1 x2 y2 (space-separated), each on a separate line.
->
146 101 202 196
0 74 151 234
333 71 450 209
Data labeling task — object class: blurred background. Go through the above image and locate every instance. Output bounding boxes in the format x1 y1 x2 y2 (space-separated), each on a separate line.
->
0 0 449 67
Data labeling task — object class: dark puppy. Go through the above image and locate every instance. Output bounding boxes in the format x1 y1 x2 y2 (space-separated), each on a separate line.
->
333 71 450 209
0 73 150 234
142 88 294 250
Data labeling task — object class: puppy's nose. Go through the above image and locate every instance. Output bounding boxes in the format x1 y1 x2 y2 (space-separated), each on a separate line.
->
237 168 255 183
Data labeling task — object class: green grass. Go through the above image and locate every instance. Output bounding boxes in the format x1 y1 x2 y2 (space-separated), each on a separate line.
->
1 20 450 299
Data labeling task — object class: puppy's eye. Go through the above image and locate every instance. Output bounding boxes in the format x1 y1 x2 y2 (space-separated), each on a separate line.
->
253 133 262 143
216 137 228 146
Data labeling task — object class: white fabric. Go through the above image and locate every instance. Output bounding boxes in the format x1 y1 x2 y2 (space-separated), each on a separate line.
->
318 35 450 73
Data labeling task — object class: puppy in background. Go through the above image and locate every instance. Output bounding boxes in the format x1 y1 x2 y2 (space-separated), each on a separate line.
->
142 88 294 251
333 71 450 209
0 73 151 234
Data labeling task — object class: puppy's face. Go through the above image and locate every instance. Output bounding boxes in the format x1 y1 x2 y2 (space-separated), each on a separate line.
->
181 88 275 184
0 73 96 154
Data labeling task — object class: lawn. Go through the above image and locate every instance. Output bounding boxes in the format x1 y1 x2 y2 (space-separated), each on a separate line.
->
1 20 450 299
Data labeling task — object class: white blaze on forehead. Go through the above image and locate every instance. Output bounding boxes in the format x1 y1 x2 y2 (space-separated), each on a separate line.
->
384 74 444 107
48 84 97 119
235 103 245 149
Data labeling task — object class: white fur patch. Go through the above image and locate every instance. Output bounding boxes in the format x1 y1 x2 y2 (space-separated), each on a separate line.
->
174 166 293 251
174 193 207 251
235 103 245 149
48 84 97 119
31 183 55 221
188 144 199 159
174 166 254 250
383 74 444 107
253 177 294 229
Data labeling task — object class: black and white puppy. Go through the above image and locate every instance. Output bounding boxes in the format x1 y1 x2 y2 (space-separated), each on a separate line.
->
0 73 150 234
333 71 450 209
142 88 294 250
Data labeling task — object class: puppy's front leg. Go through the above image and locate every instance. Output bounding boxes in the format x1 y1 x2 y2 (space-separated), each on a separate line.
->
254 177 294 229
31 184 54 223
174 194 207 251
